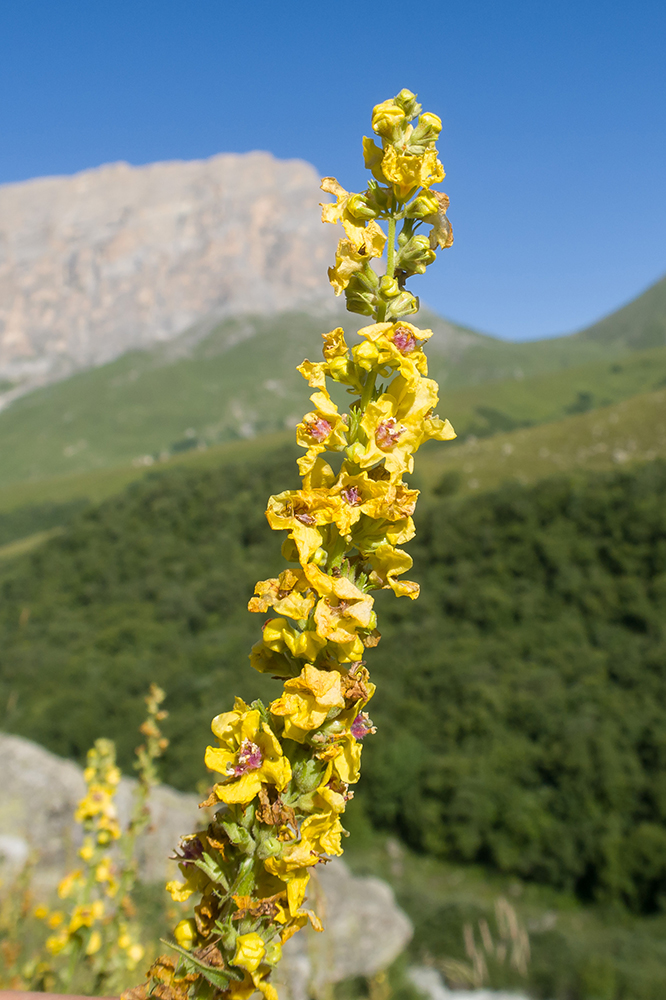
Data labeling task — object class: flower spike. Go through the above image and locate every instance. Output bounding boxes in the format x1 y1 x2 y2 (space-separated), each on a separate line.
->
126 89 456 1000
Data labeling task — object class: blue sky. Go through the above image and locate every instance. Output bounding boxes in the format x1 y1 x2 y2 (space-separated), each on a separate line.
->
1 0 665 340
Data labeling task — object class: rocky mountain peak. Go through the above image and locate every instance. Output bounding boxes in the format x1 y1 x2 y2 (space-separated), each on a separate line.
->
0 151 338 393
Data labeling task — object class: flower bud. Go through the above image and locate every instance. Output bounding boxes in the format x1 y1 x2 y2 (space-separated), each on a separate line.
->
346 193 378 221
407 112 443 154
346 442 365 464
255 833 283 860
313 547 328 566
328 356 351 382
371 100 406 139
396 235 437 275
386 291 419 321
265 940 283 966
420 112 442 135
353 340 379 370
379 275 400 298
405 192 440 219
175 919 197 950
394 89 422 120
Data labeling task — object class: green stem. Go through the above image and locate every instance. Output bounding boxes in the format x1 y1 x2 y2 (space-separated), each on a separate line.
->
360 370 377 411
386 217 397 279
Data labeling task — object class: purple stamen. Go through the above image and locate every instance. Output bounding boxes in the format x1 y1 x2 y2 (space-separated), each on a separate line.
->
351 713 376 740
376 418 404 449
307 417 332 442
341 486 362 506
229 739 263 776
171 837 204 865
392 327 417 354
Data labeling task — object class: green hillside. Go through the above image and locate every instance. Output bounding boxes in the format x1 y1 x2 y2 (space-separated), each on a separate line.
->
576 273 666 350
1 268 665 489
418 387 666 496
443 344 666 439
0 384 663 562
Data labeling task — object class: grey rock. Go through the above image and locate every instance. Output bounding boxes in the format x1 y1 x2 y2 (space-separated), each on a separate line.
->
408 966 530 1000
0 152 338 398
0 731 202 888
276 860 413 1000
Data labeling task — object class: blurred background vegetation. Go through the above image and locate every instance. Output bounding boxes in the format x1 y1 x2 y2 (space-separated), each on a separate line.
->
1 278 666 999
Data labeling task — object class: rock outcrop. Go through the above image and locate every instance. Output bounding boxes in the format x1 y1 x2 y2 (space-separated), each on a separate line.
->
0 731 201 887
0 733 412 996
0 152 338 393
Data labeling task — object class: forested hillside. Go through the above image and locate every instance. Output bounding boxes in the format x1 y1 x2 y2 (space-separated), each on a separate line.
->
1 453 665 912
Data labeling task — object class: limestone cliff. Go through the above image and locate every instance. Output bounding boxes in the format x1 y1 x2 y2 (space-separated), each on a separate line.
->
0 152 337 391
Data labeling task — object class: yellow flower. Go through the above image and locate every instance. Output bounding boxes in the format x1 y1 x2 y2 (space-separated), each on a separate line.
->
166 860 209 902
358 373 455 476
327 230 385 295
321 326 349 359
327 470 419 536
381 145 445 199
95 857 113 883
296 388 348 475
366 541 420 599
126 943 145 968
204 699 292 805
33 904 49 920
261 617 327 660
424 190 454 249
174 918 197 950
270 664 345 741
57 869 83 899
362 136 387 182
355 321 431 379
69 900 104 933
371 99 407 139
46 929 69 955
47 910 65 929
298 809 345 858
232 932 266 973
304 563 375 644
229 970 278 1000
86 929 102 955
320 178 387 255
248 568 315 621
328 733 363 785
75 783 119 827
78 837 94 861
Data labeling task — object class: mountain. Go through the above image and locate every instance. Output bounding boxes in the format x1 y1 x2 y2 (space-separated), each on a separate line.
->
576 273 666 350
0 152 337 398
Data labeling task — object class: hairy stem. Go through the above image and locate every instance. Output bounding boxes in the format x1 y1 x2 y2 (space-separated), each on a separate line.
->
386 216 397 279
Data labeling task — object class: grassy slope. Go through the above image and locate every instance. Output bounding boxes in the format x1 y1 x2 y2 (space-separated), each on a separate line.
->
576 272 666 349
346 831 666 1000
0 384 664 559
418 387 666 496
442 344 666 437
2 264 665 490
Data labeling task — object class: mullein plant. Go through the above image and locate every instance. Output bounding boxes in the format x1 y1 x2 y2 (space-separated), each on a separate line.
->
126 88 455 1000
34 685 169 994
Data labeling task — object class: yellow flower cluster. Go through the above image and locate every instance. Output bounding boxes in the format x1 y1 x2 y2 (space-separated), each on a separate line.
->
36 689 169 993
37 739 145 973
128 89 454 1000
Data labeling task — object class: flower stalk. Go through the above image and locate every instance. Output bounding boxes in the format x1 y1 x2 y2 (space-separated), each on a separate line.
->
126 88 455 1000
35 685 169 994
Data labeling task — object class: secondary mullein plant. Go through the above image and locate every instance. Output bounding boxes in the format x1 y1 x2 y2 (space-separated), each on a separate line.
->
35 685 169 994
126 88 455 1000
